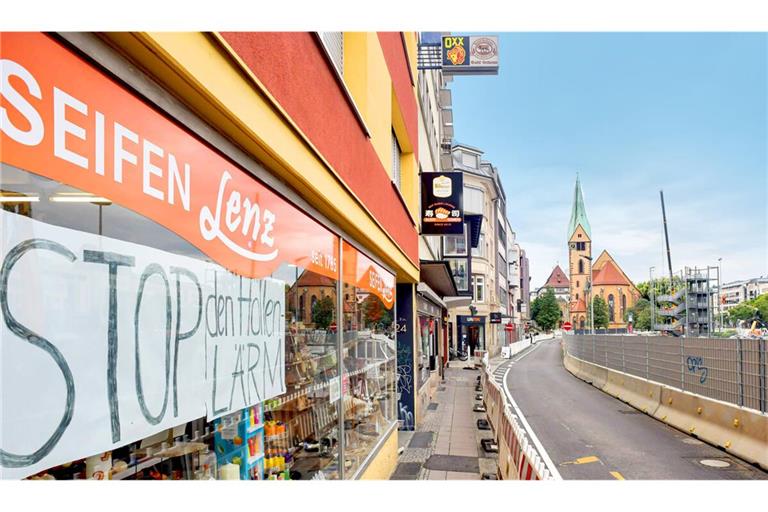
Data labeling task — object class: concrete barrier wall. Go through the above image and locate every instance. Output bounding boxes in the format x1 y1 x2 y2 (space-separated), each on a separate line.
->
563 350 768 471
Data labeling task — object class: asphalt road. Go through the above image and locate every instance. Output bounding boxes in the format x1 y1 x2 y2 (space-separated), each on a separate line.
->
502 337 768 480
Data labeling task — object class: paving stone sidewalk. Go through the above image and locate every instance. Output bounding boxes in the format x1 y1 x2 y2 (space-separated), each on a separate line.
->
390 361 498 480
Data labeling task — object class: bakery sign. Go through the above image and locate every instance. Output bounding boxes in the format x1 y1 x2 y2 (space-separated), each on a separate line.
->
420 172 463 235
442 35 499 76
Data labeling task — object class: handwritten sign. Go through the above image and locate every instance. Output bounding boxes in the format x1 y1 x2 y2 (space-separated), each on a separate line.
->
0 211 285 478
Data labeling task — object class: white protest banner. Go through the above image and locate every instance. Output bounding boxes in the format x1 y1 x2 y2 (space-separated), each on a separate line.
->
204 271 286 420
0 211 285 479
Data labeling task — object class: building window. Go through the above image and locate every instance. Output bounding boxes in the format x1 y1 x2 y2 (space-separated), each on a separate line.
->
319 32 344 76
471 232 486 258
608 294 615 322
578 259 584 274
464 185 485 215
448 259 469 291
472 275 485 303
391 130 402 190
621 294 626 316
444 227 467 256
576 280 580 288
461 152 478 168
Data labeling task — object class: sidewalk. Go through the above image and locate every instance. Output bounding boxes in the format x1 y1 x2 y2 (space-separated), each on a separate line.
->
390 361 498 480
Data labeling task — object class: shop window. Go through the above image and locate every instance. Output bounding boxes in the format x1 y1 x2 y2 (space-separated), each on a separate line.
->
1 165 347 480
341 242 396 478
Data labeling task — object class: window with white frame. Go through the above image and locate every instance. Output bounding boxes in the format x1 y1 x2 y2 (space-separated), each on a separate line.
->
391 130 402 190
319 32 344 76
464 185 485 215
472 274 485 303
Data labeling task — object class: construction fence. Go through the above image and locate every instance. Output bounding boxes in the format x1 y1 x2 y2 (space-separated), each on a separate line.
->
564 334 768 413
481 362 555 480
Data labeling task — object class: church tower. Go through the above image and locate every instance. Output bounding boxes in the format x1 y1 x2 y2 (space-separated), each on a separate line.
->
567 176 592 329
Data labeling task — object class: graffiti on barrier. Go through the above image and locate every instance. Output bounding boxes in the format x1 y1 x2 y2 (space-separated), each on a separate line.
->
686 356 709 384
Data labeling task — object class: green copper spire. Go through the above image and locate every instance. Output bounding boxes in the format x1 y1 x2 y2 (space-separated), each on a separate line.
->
568 174 591 239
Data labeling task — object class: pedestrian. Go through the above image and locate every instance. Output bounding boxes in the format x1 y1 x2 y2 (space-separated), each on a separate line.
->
468 331 477 366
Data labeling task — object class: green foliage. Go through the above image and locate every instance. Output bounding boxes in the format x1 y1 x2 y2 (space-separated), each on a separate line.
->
624 298 651 330
636 276 686 302
752 294 768 320
362 294 392 328
636 281 650 300
311 295 335 329
727 302 759 324
589 296 610 328
532 288 561 331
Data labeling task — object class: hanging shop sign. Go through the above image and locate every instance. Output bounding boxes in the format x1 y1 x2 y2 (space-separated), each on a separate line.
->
0 32 339 282
0 211 286 479
420 172 463 235
490 312 502 324
441 35 499 76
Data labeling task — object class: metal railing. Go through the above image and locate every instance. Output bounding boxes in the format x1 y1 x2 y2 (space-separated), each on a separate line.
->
564 334 767 413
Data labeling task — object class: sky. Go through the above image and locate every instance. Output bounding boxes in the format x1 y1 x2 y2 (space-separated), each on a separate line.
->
450 32 767 290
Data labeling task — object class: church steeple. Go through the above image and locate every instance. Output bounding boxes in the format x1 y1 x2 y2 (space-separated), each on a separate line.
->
568 174 591 239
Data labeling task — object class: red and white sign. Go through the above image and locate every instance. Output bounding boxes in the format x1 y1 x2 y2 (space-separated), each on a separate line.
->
504 323 514 332
1 32 339 281
562 322 573 331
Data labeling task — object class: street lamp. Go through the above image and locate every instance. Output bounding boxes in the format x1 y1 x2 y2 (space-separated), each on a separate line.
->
718 257 723 332
650 266 655 332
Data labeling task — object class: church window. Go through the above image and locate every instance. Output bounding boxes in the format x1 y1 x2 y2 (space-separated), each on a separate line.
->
578 260 584 274
621 294 626 315
580 318 585 329
576 280 580 288
608 294 615 322
576 293 579 300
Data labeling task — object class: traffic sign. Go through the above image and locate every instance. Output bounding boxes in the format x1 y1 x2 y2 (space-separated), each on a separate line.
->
562 322 572 331
504 323 514 332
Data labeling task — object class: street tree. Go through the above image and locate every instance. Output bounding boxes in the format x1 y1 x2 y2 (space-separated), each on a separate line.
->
532 288 561 331
312 295 335 329
589 296 610 328
625 298 651 330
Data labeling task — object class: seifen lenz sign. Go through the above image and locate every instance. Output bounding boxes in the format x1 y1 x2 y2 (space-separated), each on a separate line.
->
442 35 499 76
421 172 463 235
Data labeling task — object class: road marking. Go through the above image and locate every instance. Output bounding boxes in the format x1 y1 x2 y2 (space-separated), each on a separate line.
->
561 455 600 465
503 365 563 480
610 471 625 480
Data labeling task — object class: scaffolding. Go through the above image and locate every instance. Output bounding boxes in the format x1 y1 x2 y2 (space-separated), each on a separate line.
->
653 265 720 337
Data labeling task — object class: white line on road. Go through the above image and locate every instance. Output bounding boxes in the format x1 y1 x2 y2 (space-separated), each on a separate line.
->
502 341 563 480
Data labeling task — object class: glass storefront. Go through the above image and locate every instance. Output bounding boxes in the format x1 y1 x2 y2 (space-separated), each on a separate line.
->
341 242 397 478
416 296 441 390
0 33 397 480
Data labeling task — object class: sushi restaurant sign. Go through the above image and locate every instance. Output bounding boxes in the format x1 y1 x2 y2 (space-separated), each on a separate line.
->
420 172 464 235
